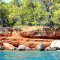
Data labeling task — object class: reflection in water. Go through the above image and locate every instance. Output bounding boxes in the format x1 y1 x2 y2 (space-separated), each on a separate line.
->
0 50 60 60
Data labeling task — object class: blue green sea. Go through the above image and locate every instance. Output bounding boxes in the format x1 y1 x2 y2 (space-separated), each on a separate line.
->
0 50 60 60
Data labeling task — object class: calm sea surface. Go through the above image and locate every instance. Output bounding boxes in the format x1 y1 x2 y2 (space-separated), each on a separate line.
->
0 50 60 60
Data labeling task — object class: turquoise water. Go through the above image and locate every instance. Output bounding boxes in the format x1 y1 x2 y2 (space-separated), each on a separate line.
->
0 50 60 60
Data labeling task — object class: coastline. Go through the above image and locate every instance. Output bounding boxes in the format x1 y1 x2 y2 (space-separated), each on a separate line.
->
0 26 60 51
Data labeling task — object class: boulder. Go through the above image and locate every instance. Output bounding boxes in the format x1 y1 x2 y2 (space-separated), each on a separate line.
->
36 43 45 51
0 46 5 50
45 47 56 51
26 47 31 50
28 43 35 49
50 47 57 51
45 47 50 51
3 43 15 50
17 44 26 51
11 42 19 47
50 40 60 49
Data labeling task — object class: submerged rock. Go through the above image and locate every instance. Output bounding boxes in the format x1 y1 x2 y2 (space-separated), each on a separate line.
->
3 43 15 50
17 44 26 51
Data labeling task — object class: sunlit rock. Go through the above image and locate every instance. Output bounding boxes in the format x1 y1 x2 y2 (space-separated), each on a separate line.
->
26 47 31 50
17 44 26 51
45 47 56 51
36 43 45 51
50 40 60 48
3 43 15 50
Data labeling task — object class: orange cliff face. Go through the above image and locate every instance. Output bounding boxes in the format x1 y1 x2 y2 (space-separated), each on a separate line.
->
0 29 53 49
0 26 60 49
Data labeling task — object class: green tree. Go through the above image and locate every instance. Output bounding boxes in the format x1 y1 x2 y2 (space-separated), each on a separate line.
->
49 2 60 26
0 0 60 27
0 2 9 27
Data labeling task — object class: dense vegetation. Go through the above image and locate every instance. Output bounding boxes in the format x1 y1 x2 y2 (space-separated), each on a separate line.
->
0 0 60 28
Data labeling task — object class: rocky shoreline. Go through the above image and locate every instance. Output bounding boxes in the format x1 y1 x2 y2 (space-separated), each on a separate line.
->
0 42 60 51
0 27 60 51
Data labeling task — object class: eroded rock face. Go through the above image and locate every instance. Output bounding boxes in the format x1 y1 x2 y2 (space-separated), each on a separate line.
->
55 31 60 36
20 29 60 39
50 40 60 48
3 43 15 50
0 27 60 39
